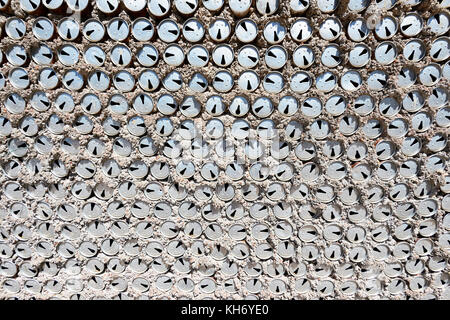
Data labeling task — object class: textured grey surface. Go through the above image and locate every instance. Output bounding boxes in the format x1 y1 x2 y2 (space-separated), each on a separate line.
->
0 0 449 299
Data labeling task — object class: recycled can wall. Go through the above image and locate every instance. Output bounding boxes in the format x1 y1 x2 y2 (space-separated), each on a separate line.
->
0 0 449 300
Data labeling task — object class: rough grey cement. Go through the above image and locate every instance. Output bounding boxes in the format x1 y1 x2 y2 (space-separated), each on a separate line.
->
0 0 449 299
